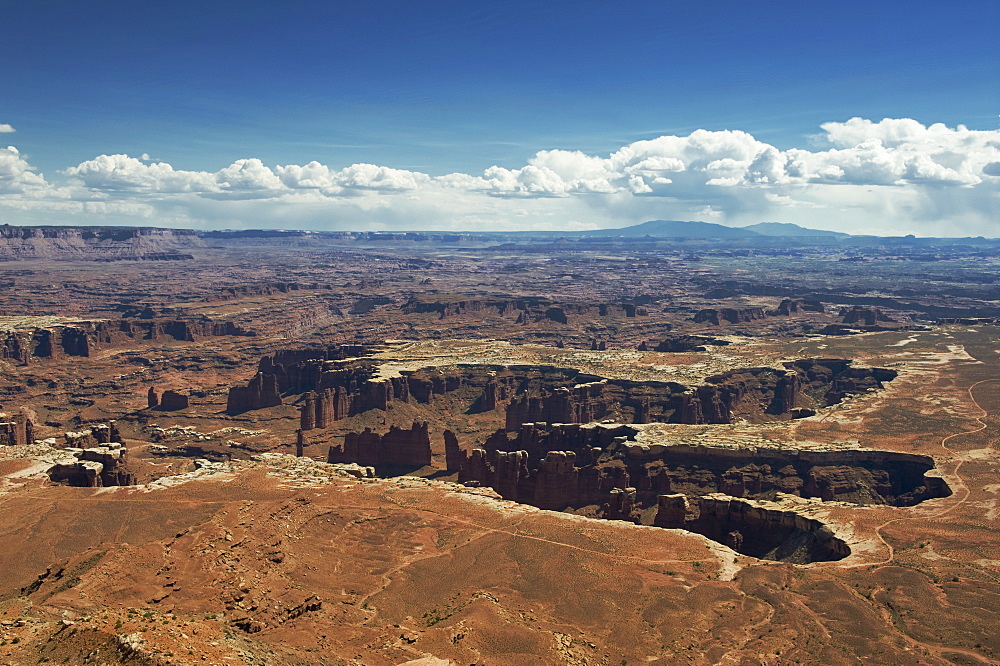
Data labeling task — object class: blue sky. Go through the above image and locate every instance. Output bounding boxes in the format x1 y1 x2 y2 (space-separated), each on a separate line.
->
1 0 998 234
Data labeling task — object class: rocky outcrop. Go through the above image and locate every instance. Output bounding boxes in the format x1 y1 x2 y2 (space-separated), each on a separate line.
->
147 387 160 409
444 430 463 471
693 307 766 325
401 296 645 322
652 494 688 529
0 412 34 446
453 424 919 562
63 422 123 448
772 299 825 316
47 441 134 487
327 422 433 469
640 335 731 352
544 307 568 324
458 422 949 516
0 317 255 365
841 306 895 326
209 282 333 302
239 352 896 430
227 373 282 414
504 359 896 429
662 494 850 563
158 390 189 411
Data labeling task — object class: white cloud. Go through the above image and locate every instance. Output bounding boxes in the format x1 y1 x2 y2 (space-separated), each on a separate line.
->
215 158 284 192
1 117 998 235
0 146 49 193
0 124 15 133
63 154 218 193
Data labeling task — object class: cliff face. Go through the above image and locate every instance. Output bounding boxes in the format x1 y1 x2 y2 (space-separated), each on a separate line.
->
0 226 204 261
0 412 34 446
504 359 897 428
0 318 254 365
401 296 645 322
655 494 850 563
694 307 766 325
450 423 948 563
327 422 432 469
227 373 281 413
456 422 950 513
226 346 895 428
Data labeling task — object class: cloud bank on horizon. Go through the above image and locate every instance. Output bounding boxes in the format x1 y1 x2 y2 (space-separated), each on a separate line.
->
1 117 998 236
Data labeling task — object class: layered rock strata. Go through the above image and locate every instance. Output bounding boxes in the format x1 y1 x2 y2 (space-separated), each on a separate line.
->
225 349 895 427
0 413 34 447
47 441 134 487
1 318 254 364
401 296 646 322
461 422 949 510
655 493 850 562
694 307 767 325
327 421 432 469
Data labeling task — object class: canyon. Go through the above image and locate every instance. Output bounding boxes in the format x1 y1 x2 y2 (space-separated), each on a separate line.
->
0 225 996 664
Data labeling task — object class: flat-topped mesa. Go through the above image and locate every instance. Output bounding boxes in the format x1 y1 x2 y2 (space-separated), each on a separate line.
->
621 444 949 507
639 335 731 352
158 390 189 411
0 226 204 261
327 421 432 470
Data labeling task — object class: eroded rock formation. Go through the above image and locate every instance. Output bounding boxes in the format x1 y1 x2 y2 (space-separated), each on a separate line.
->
227 373 281 414
401 296 646 322
1 318 254 365
454 421 948 558
841 306 895 326
47 440 134 487
694 307 767 325
225 348 896 430
327 421 432 469
0 412 34 447
656 493 850 562
158 390 189 411
640 335 731 352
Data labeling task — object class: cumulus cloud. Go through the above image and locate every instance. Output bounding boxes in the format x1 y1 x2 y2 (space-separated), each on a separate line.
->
0 124 15 133
64 154 219 193
1 117 997 235
0 146 49 193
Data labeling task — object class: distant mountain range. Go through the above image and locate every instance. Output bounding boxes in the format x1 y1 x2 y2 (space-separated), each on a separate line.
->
740 222 850 238
578 219 850 239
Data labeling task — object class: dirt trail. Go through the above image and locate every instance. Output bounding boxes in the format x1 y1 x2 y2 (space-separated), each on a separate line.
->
840 377 998 570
